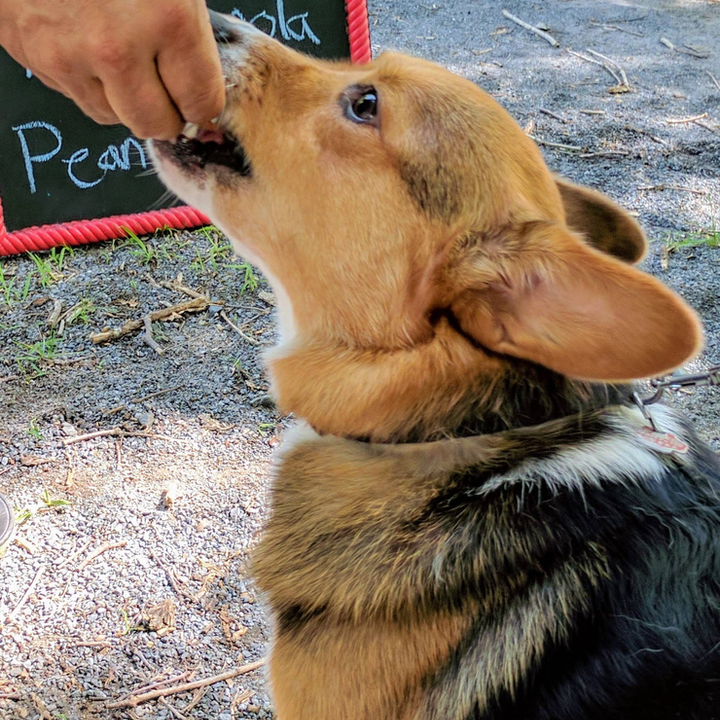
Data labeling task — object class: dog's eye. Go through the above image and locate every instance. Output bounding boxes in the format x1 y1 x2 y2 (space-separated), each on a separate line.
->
343 86 379 126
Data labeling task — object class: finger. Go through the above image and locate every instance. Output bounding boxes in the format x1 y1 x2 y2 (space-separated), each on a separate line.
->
99 57 184 139
156 8 225 125
62 76 122 125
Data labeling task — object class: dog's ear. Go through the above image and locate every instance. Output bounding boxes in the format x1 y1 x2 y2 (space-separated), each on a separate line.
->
449 222 702 381
555 177 647 264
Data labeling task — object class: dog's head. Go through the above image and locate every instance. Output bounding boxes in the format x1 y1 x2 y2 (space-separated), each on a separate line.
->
150 13 701 439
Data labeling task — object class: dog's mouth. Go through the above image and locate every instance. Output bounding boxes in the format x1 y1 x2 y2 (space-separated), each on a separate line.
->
156 122 252 177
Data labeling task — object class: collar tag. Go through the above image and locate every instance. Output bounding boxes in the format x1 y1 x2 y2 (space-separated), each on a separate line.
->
634 425 689 456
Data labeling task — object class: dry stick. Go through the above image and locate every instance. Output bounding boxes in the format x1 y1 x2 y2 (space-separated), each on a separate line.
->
589 20 644 37
707 70 720 92
567 49 622 86
666 112 708 124
580 109 606 115
31 693 53 720
528 135 584 151
694 119 718 135
70 640 111 649
501 9 560 47
159 697 189 720
579 150 630 158
56 538 94 569
638 184 706 196
586 49 629 87
106 659 266 709
142 315 164 355
126 671 194 699
76 541 127 572
159 280 206 300
90 297 209 344
5 566 45 624
0 692 20 700
539 107 567 123
220 310 260 346
182 687 208 713
62 428 121 445
62 427 178 446
660 37 709 58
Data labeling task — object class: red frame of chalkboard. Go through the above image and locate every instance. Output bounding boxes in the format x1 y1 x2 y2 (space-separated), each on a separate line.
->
0 0 371 257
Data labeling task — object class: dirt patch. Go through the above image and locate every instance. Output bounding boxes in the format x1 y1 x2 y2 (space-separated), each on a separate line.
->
1 1 719 718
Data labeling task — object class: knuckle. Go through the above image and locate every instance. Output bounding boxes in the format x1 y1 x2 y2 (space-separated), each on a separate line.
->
92 39 134 74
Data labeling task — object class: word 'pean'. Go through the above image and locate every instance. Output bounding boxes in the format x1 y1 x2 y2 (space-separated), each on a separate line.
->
11 121 147 195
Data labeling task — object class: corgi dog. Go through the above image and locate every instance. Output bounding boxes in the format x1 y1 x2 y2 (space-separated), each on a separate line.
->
149 12 720 720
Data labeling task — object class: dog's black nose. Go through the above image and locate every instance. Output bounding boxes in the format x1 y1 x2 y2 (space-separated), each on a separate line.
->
209 9 242 44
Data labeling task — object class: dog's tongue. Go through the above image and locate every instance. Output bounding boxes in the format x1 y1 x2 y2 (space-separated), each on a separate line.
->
180 122 225 143
196 127 225 144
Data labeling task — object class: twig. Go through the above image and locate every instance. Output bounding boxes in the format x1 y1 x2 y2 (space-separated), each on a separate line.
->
159 280 207 300
0 692 20 700
528 135 584 151
183 687 208 713
589 20 644 37
5 566 45 624
665 112 708 124
567 49 629 91
62 428 121 446
142 315 164 355
90 297 209 344
70 640 112 648
638 184 706 196
693 119 718 135
133 385 184 404
124 671 194 699
159 697 189 720
660 37 710 58
106 659 266 708
578 150 630 158
115 437 123 470
47 299 63 328
31 693 53 720
56 538 94 569
579 109 606 116
62 427 178 446
586 49 629 87
501 9 560 47
76 541 127 572
539 107 567 123
220 311 260 346
707 70 720 92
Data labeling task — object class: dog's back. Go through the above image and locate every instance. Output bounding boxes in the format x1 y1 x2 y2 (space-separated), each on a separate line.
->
255 400 720 720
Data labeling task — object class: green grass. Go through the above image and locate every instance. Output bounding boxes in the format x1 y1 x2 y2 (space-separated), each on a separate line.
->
15 334 60 377
67 297 96 325
14 491 71 526
228 261 259 294
27 419 43 441
0 263 34 307
122 227 157 265
28 252 60 288
664 226 720 252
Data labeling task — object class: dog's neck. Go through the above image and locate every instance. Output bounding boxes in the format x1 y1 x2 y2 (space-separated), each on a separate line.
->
267 320 632 443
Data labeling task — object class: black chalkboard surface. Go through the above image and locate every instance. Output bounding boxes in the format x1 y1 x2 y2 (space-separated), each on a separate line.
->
0 0 370 254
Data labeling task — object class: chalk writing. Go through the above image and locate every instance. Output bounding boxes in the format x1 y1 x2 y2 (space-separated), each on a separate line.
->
11 121 147 194
232 0 320 44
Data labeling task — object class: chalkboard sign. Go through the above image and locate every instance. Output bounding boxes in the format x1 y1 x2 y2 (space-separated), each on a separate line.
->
0 0 371 256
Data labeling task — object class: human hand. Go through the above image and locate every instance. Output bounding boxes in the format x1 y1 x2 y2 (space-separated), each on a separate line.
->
0 0 225 139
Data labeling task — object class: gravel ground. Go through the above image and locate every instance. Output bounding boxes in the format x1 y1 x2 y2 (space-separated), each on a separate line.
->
1 1 719 718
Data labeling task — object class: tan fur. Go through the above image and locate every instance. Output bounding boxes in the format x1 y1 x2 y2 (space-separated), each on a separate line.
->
150 18 705 719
